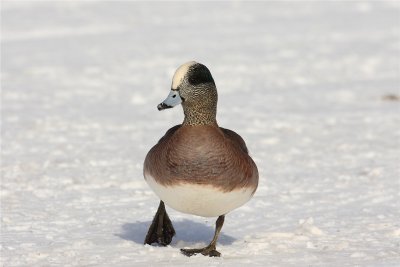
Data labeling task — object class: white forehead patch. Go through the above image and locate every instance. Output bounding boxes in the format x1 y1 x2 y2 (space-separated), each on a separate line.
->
171 61 197 89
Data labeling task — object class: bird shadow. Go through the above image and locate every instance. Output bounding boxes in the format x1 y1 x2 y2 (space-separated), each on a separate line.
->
116 219 236 246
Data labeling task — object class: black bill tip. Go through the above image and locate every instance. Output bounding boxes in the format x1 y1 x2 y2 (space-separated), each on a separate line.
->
157 102 172 111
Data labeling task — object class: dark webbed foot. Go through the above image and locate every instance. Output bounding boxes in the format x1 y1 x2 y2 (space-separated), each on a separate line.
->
181 245 221 257
180 215 225 257
144 201 175 246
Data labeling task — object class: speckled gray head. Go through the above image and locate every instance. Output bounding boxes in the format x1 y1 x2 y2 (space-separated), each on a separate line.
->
157 61 216 111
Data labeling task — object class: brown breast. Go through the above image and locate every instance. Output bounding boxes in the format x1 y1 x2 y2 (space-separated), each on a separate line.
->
144 124 258 193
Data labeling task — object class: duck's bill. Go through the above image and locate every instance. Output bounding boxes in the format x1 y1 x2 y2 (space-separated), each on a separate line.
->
157 102 172 110
157 90 182 111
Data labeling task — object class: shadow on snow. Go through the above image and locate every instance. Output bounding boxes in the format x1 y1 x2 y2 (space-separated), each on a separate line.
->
116 219 236 246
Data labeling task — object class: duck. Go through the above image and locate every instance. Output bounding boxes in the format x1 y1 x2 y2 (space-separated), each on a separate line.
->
143 61 259 257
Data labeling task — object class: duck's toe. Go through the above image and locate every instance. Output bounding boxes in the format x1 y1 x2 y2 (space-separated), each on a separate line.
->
180 245 221 257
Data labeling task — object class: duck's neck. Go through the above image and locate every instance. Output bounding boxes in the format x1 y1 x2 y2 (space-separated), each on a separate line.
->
182 103 217 126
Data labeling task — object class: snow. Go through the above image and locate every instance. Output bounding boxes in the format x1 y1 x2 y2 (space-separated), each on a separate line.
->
1 1 400 266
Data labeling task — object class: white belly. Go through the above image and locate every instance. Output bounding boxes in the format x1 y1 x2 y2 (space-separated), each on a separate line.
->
145 173 254 217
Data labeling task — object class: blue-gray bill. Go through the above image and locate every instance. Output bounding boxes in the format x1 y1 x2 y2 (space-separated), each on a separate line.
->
157 90 182 111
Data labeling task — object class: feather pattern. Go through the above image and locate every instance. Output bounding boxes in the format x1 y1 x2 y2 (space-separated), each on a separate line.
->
144 124 258 193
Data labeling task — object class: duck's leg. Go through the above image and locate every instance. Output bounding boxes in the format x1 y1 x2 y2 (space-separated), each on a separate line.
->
144 200 175 246
181 215 225 257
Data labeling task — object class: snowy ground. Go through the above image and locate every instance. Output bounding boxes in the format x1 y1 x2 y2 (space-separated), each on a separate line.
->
1 1 400 266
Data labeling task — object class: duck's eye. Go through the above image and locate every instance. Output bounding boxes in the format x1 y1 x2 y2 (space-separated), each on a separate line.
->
172 94 176 98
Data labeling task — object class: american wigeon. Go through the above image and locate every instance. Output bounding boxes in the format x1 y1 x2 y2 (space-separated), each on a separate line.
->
144 61 259 257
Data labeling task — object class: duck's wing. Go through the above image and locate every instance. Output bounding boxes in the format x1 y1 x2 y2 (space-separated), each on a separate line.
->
144 124 181 174
220 127 249 154
220 127 258 193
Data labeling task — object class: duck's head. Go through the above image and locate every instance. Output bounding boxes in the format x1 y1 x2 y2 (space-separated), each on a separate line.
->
158 61 218 125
